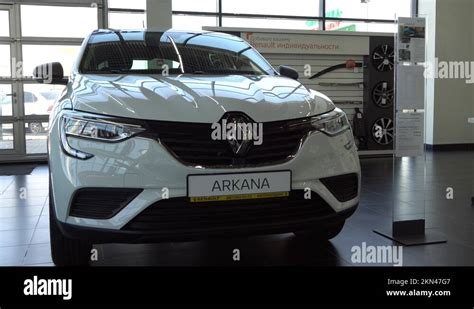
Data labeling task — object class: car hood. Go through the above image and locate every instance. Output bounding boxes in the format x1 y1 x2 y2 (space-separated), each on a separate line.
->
70 74 335 123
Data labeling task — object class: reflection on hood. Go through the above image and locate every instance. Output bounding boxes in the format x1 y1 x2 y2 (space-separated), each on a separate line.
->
70 74 335 123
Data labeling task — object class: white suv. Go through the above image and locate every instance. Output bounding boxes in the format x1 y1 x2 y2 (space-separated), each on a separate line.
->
35 29 361 266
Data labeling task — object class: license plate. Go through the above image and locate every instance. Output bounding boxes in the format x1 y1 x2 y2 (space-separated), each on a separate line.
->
187 171 291 203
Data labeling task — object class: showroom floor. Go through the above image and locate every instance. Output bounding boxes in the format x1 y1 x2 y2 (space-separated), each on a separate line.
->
0 151 472 267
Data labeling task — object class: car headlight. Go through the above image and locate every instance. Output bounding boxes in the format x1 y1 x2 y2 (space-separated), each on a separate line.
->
310 108 350 136
59 112 145 160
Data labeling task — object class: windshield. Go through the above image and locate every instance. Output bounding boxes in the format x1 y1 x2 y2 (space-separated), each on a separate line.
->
79 30 275 76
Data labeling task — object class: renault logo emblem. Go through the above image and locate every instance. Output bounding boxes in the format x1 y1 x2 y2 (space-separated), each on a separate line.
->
222 113 254 156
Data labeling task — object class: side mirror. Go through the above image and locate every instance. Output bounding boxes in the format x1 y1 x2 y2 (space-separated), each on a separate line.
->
33 62 68 85
279 65 299 80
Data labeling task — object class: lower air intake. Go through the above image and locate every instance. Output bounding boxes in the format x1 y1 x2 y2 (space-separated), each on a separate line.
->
69 188 143 219
320 173 359 202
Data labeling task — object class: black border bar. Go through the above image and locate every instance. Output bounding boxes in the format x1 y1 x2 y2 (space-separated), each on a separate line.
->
0 267 472 306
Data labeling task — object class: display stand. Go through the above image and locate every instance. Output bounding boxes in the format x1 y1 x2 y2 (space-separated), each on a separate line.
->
374 16 446 246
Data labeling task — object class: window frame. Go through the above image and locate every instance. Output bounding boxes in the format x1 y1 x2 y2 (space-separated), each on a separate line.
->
170 0 417 31
106 0 417 31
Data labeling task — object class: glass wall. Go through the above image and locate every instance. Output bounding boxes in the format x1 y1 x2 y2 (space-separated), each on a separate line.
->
325 21 398 33
22 45 80 77
21 5 97 38
325 0 412 20
222 0 321 16
0 124 14 150
172 15 218 31
0 45 10 77
0 10 9 36
0 3 98 159
0 84 13 119
172 0 218 13
105 0 413 32
108 0 146 29
171 0 415 32
222 17 316 30
109 0 146 10
18 4 97 156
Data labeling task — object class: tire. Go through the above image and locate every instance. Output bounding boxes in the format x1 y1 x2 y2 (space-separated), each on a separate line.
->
49 184 92 266
29 122 43 135
294 220 345 241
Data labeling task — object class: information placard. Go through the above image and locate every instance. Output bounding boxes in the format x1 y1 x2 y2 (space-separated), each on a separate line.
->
396 65 425 110
398 17 426 64
395 112 425 157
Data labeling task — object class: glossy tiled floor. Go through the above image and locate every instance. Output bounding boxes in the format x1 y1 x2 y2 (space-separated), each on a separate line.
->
0 151 473 266
0 165 51 266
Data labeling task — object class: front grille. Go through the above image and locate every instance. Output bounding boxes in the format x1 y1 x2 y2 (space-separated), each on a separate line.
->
69 188 143 219
320 173 359 202
122 190 335 234
143 117 313 168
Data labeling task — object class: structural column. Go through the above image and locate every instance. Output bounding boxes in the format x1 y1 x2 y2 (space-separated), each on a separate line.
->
146 0 172 29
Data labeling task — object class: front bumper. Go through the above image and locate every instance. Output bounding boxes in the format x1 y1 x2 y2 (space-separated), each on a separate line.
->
49 116 361 233
57 199 358 244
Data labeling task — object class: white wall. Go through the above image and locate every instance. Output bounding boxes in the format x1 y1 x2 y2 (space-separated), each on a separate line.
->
434 0 473 144
418 0 436 145
421 0 474 145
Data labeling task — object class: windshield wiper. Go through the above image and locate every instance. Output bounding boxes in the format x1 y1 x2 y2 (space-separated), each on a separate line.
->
190 69 259 75
83 69 129 74
106 69 129 74
85 69 172 75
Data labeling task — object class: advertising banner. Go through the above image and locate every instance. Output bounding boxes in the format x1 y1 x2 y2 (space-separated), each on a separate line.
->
241 32 369 55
